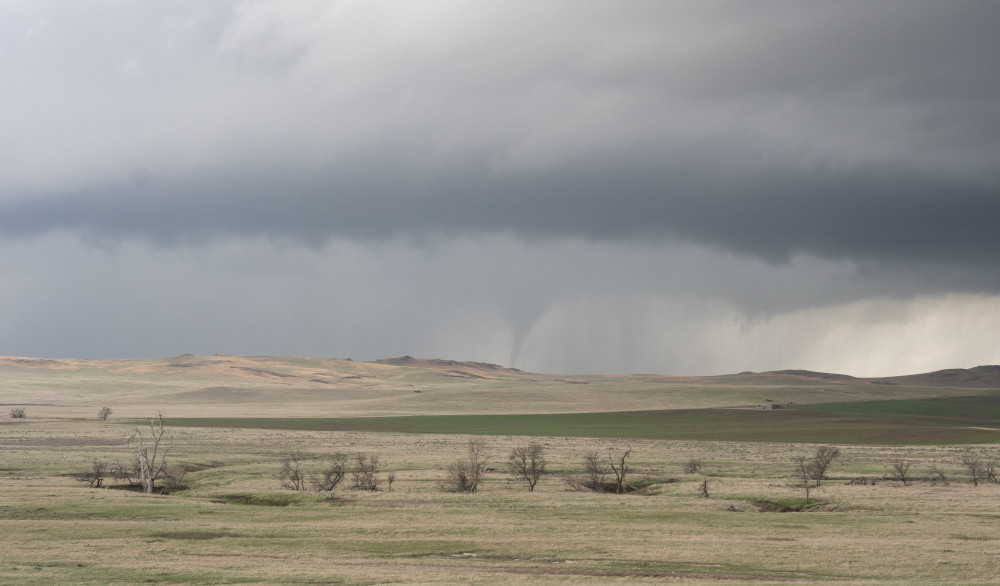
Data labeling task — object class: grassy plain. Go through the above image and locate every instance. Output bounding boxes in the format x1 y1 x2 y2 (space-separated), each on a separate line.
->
2 356 1000 583
3 422 1000 584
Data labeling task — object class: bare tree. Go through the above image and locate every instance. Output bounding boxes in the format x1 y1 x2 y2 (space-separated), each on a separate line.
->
698 479 710 498
74 459 107 488
129 413 169 494
443 438 489 493
984 457 998 484
508 442 547 492
311 452 348 492
9 408 25 419
886 458 913 487
584 451 608 492
792 455 820 503
466 437 487 482
683 458 703 474
960 452 984 486
350 453 381 491
97 407 113 421
810 446 841 485
279 452 308 491
790 446 841 500
608 448 632 495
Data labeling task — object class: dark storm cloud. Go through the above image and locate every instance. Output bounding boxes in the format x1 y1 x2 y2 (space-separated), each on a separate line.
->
3 155 998 272
3 3 998 256
3 1 997 270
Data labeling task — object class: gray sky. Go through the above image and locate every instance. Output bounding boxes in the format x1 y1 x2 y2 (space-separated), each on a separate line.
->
2 1 998 375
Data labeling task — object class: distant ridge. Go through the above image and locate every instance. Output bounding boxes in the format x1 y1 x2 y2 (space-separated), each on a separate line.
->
1 355 998 420
0 355 997 387
875 365 1000 388
706 366 1000 387
767 369 859 382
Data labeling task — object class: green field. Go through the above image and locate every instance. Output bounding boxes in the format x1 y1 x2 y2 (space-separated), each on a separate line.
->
794 392 1000 422
168 394 1000 445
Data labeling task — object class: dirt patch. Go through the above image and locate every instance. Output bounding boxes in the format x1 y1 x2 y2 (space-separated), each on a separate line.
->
749 498 831 513
211 493 294 506
151 531 237 540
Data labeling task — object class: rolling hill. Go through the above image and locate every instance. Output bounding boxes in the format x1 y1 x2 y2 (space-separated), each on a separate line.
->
1 354 998 420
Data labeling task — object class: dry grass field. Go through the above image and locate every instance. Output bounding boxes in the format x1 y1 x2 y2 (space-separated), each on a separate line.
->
2 356 999 584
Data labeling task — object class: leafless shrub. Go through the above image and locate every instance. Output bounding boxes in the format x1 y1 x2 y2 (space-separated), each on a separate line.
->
466 437 487 477
960 452 984 486
984 457 998 483
386 473 396 491
926 464 949 484
444 459 478 493
443 438 488 493
683 458 703 474
350 453 381 491
162 463 189 491
562 474 587 491
9 408 25 419
111 458 140 486
886 458 913 487
279 452 308 491
698 479 710 498
129 413 169 494
810 446 841 485
565 449 635 494
97 407 112 421
311 452 348 493
508 442 547 492
74 459 107 488
584 451 608 492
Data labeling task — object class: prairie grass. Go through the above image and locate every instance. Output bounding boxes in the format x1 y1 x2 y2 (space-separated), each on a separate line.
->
2 357 999 583
2 420 999 584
